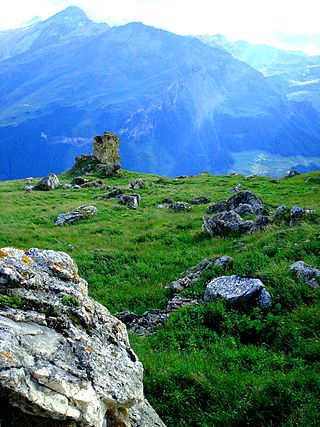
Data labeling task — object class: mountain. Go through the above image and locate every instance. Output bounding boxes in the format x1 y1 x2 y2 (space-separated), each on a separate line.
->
198 34 320 111
1 8 320 180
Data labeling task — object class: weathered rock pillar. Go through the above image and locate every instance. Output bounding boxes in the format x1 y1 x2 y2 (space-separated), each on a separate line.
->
93 132 121 167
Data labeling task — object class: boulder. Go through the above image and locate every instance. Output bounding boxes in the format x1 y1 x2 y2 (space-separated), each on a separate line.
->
102 187 124 199
228 190 264 215
158 202 191 212
202 211 254 236
0 247 165 427
35 173 60 191
204 275 272 308
274 204 290 222
116 194 141 209
290 206 316 226
93 132 121 166
285 170 300 178
55 206 98 226
128 179 145 190
290 261 320 287
206 191 264 216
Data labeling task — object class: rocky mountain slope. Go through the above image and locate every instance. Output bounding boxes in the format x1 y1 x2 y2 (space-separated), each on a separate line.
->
1 7 320 180
0 165 319 426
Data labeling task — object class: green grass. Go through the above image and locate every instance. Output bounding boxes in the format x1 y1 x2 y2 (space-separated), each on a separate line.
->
1 169 320 426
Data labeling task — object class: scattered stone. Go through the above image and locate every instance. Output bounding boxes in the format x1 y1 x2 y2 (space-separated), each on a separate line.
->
231 183 241 193
24 184 33 193
116 194 141 209
274 204 290 221
117 296 199 335
35 173 60 191
63 183 73 189
285 170 300 178
290 261 320 287
55 206 99 226
243 175 256 181
128 179 145 190
71 177 88 186
188 196 211 205
158 201 191 212
79 179 105 189
100 187 124 199
304 177 311 182
169 256 233 294
290 206 316 226
0 247 165 427
204 275 272 308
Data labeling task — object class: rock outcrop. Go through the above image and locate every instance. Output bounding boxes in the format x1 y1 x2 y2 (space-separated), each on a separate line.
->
117 296 199 336
55 206 99 225
204 275 272 308
285 170 300 178
0 247 165 427
35 173 60 191
169 256 233 294
206 190 264 215
93 132 121 167
290 261 320 287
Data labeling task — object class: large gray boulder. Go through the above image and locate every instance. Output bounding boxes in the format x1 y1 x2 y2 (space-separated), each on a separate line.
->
204 275 272 308
202 211 254 236
290 261 320 287
116 194 141 210
35 173 60 191
55 206 99 225
0 247 165 427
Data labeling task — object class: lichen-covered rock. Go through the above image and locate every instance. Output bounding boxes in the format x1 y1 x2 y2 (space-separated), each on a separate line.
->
93 132 120 166
234 203 254 215
0 247 165 427
35 173 60 191
55 206 99 226
116 194 141 210
204 275 272 308
290 261 320 287
206 199 229 214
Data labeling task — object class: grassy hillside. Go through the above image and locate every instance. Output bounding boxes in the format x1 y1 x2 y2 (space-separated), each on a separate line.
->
1 170 320 426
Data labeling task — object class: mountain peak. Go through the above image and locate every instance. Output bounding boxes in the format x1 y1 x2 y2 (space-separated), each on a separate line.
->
47 6 90 24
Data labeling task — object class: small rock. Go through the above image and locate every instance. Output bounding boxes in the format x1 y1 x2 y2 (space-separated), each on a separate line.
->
204 275 272 308
290 261 320 287
71 177 88 186
116 194 141 209
55 206 99 225
102 187 124 199
188 196 211 205
230 184 241 193
214 255 233 268
128 179 145 190
35 173 60 191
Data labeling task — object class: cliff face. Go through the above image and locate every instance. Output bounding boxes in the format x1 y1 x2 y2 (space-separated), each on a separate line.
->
0 247 165 427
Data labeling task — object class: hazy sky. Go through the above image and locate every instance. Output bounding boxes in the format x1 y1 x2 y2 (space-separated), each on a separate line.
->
1 0 320 54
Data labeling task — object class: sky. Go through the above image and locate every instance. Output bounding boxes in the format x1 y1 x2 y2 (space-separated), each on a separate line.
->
0 0 320 54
